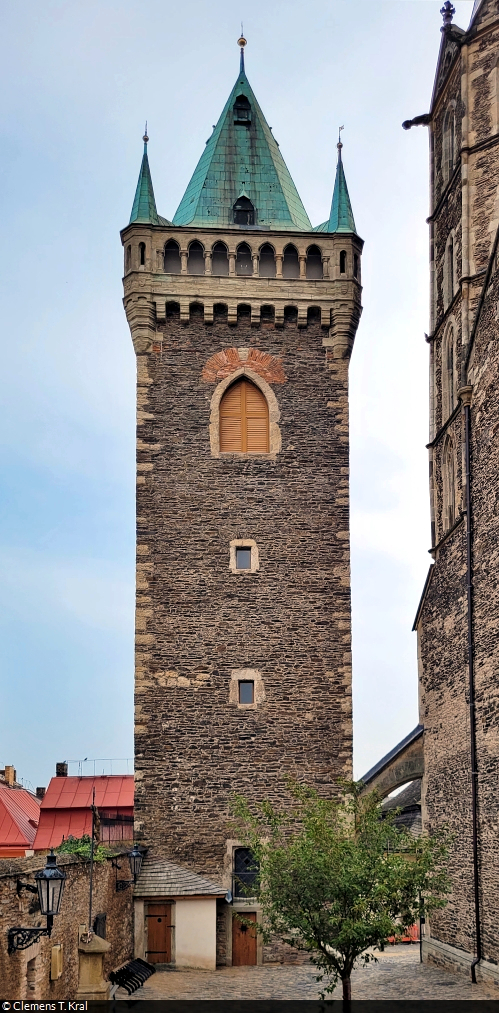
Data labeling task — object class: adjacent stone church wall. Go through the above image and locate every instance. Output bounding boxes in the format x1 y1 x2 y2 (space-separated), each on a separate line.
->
0 853 133 999
133 303 353 881
417 0 499 977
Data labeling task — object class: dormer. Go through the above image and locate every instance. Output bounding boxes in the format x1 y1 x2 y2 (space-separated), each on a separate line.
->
234 94 251 126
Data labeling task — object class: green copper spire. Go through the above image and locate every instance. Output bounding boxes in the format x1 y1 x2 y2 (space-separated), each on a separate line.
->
129 127 160 225
314 135 357 234
173 40 311 231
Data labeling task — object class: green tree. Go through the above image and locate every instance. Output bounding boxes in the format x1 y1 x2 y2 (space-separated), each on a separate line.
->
232 782 449 1000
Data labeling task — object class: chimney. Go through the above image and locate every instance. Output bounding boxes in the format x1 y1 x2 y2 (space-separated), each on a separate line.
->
56 762 68 778
4 765 16 786
36 787 46 799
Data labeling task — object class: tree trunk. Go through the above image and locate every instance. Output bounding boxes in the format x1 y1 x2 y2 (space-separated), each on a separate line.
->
342 976 352 1001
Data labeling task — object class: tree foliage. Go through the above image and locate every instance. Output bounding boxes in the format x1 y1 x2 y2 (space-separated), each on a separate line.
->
232 781 449 999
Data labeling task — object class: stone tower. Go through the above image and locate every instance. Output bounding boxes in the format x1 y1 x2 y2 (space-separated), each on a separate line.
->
407 0 499 985
122 42 363 904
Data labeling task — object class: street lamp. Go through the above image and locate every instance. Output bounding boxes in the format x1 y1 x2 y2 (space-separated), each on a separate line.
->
114 844 144 891
9 851 67 954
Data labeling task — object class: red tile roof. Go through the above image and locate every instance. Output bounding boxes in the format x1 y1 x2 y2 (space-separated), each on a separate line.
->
33 775 134 851
0 784 41 850
40 775 134 810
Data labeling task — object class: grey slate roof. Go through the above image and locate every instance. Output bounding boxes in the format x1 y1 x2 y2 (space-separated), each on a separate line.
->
134 857 225 898
360 724 424 786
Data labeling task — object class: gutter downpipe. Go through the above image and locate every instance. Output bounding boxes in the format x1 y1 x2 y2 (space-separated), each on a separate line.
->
461 386 481 982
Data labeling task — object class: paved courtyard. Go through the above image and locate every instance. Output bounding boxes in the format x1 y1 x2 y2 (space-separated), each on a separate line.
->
117 948 499 1001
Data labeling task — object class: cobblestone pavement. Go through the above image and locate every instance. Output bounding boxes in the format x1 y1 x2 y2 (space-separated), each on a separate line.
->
117 948 499 1001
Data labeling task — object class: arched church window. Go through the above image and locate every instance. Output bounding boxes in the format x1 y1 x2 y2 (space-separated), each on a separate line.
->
306 245 323 279
282 244 299 279
234 95 251 126
442 108 455 183
219 378 269 453
212 242 229 277
233 847 259 899
139 242 146 266
354 253 359 278
164 239 181 274
233 196 255 226
340 250 347 274
444 234 455 309
443 326 456 419
187 240 205 276
259 243 276 278
442 437 456 531
235 243 253 276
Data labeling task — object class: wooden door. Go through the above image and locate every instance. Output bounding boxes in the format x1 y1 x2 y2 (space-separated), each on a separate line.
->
232 911 257 966
146 903 172 963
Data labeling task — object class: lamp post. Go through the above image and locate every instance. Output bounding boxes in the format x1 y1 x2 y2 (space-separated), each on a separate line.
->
8 851 67 953
113 844 144 891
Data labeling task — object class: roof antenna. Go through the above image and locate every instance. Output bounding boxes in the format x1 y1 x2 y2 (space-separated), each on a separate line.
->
337 125 344 160
237 27 247 74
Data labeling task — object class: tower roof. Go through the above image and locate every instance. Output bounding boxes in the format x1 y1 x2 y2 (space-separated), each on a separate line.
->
129 132 160 225
172 61 312 232
314 142 357 235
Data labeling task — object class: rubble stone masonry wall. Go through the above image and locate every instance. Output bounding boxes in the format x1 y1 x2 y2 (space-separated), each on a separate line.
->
133 305 353 880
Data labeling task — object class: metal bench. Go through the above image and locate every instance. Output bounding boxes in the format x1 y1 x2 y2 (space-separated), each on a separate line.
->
109 957 156 995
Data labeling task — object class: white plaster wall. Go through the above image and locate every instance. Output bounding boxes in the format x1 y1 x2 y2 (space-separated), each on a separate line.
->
174 898 217 969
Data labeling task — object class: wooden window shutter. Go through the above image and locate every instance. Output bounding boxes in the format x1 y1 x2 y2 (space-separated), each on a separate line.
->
220 379 269 452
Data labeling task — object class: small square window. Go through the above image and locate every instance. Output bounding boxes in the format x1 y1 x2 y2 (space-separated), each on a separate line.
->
239 681 254 704
236 547 252 570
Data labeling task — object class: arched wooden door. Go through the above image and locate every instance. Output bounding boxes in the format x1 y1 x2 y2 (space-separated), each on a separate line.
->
219 379 269 453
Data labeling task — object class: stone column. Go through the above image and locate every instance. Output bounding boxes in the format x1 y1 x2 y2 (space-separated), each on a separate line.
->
275 255 283 278
252 255 259 277
204 252 212 276
180 250 188 275
322 256 330 279
229 253 236 277
299 255 307 279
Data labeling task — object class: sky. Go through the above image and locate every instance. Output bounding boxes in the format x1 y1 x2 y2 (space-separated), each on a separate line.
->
0 0 475 791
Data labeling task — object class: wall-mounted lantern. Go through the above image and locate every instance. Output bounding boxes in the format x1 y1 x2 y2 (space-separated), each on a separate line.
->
113 844 144 891
8 851 67 953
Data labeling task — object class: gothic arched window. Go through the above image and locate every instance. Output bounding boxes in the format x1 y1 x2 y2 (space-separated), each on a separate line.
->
444 234 455 309
219 378 269 453
443 326 456 419
233 847 259 898
442 108 455 183
233 196 255 226
164 239 181 274
282 244 299 279
259 243 276 278
306 245 323 279
212 242 229 276
187 240 205 276
442 436 456 532
340 250 347 274
139 242 146 266
236 243 253 276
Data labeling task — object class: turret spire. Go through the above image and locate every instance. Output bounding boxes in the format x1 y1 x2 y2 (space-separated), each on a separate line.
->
129 125 159 225
327 132 356 234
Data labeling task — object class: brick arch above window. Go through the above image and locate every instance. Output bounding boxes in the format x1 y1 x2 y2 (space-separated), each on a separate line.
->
202 346 286 385
209 367 282 458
